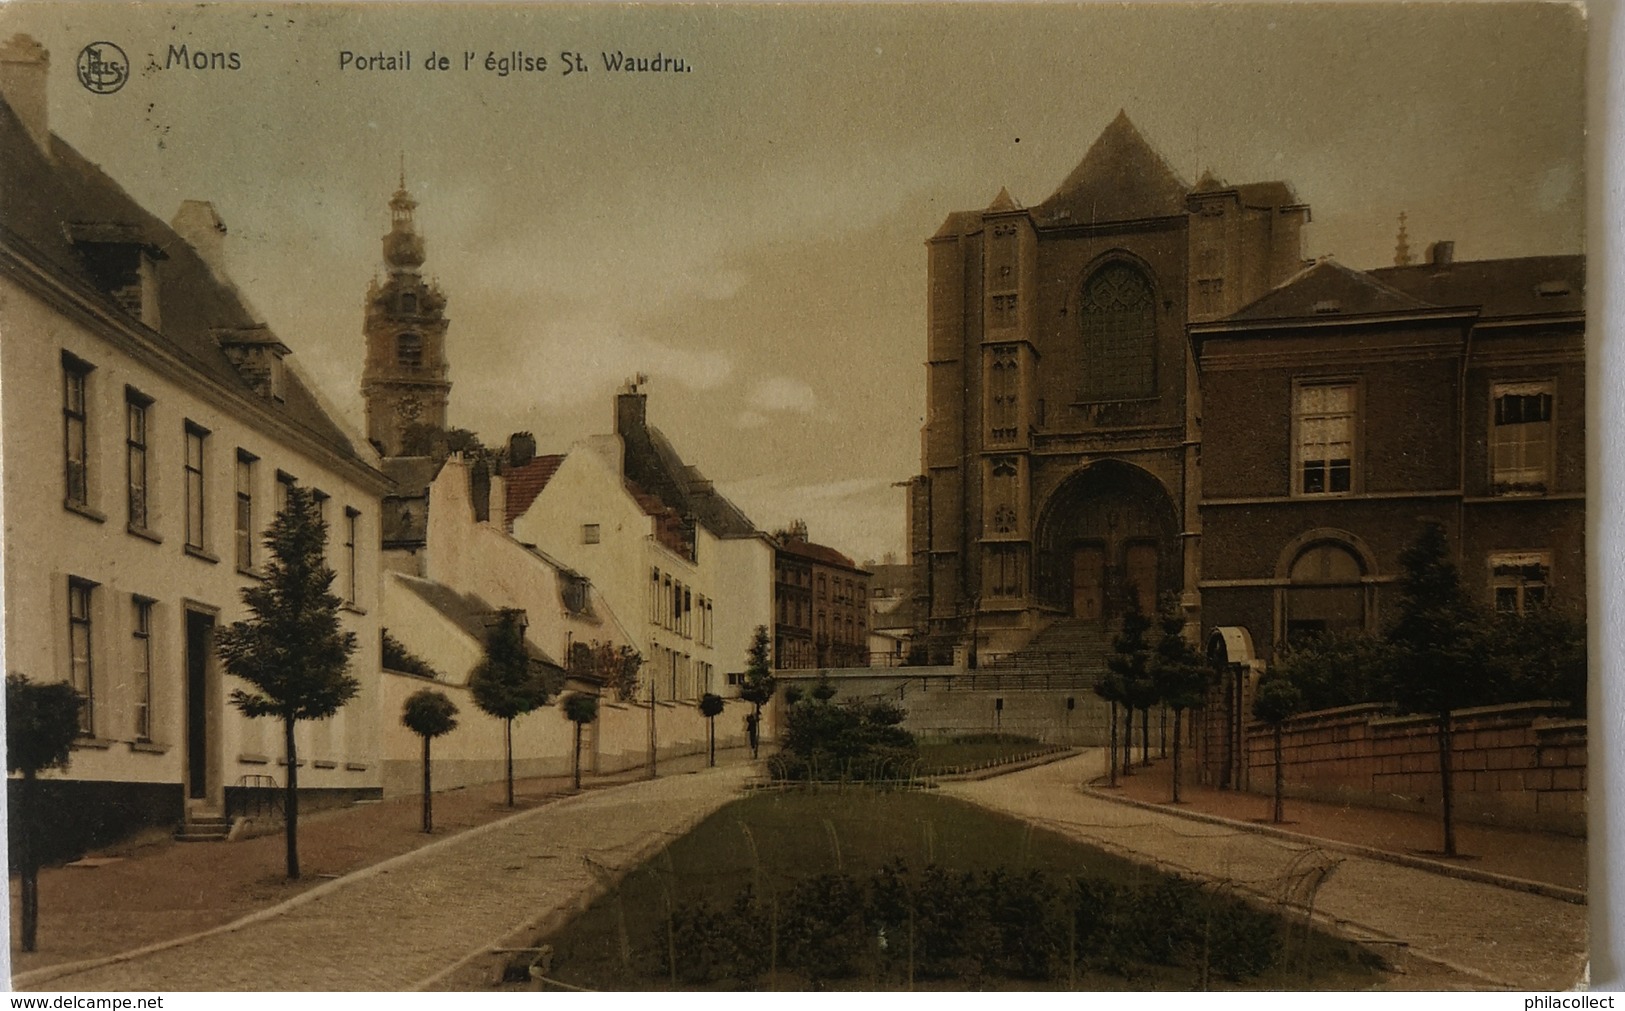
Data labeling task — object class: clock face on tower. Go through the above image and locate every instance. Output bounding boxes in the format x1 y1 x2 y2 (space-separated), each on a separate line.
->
396 395 423 423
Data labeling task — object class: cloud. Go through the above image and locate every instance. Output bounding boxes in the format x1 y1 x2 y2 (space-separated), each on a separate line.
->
735 410 769 429
748 375 818 415
718 473 907 562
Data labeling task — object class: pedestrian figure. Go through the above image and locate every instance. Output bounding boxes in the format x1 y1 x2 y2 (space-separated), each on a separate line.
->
746 711 760 758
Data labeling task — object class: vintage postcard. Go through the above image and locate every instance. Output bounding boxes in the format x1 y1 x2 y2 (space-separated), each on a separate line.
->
0 0 1604 995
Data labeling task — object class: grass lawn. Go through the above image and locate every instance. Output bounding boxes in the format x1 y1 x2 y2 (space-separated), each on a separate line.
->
520 789 1385 992
915 734 1064 773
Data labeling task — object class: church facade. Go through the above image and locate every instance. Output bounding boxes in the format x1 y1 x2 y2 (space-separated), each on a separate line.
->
909 113 1585 670
910 112 1309 658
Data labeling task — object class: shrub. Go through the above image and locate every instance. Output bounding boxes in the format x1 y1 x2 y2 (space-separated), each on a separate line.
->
773 696 917 782
778 873 871 981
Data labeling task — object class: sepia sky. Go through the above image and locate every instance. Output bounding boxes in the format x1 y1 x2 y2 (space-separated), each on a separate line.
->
1 2 1587 562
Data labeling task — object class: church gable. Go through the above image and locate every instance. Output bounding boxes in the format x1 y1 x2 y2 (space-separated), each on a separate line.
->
1038 111 1189 225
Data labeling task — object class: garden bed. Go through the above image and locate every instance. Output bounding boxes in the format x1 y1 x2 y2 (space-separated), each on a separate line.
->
498 790 1386 991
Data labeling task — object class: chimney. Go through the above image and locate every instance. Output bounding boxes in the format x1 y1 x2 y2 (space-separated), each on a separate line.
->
0 35 49 154
1427 240 1455 267
172 200 229 275
615 386 647 440
506 431 536 468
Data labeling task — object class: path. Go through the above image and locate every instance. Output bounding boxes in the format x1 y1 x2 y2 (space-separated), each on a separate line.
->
941 752 1588 990
16 764 752 991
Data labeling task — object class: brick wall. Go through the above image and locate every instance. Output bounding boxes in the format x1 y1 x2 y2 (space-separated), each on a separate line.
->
1243 700 1585 836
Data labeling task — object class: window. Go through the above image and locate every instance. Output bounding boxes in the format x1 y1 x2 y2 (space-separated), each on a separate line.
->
1284 543 1365 642
126 390 152 529
582 523 601 544
184 423 208 551
235 451 257 570
133 597 153 741
344 507 361 605
1294 383 1355 495
990 545 1024 598
650 568 661 623
1491 552 1550 614
63 353 93 508
396 332 423 367
68 579 95 735
275 471 297 516
818 574 827 600
311 489 330 562
1491 382 1554 494
1079 263 1157 401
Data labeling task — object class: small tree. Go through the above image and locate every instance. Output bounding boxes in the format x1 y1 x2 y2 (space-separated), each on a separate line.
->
1092 668 1125 788
470 608 550 807
572 640 644 703
216 484 360 880
562 692 600 790
739 625 776 758
401 689 458 833
1387 521 1484 857
699 692 725 767
1251 673 1304 824
1107 604 1155 776
6 674 84 952
1149 597 1212 804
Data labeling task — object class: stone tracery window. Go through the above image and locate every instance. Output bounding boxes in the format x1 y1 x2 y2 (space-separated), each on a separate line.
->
1079 263 1156 401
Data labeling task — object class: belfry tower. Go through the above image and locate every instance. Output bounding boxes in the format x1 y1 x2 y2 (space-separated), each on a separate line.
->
361 170 450 457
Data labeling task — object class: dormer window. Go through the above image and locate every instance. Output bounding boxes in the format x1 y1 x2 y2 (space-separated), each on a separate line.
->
1534 281 1571 298
69 224 166 327
1311 300 1342 315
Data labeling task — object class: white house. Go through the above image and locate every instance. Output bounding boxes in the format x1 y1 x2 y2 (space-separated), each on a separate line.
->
0 36 391 851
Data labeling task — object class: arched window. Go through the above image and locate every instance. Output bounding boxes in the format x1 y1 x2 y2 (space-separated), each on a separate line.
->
1080 263 1156 401
1284 542 1365 641
396 332 423 368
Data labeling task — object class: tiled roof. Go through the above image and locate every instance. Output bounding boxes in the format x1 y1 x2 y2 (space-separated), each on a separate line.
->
1369 255 1585 320
503 453 565 529
0 96 368 470
390 574 561 670
1037 110 1189 224
1228 259 1437 321
777 538 866 573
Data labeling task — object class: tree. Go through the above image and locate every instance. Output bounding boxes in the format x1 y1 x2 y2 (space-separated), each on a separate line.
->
570 639 644 703
739 625 776 758
401 689 459 833
1092 668 1125 788
470 608 550 807
562 692 600 790
1386 521 1484 857
699 692 725 767
1107 604 1155 776
1149 597 1212 804
6 674 84 952
216 484 360 880
1251 673 1304 824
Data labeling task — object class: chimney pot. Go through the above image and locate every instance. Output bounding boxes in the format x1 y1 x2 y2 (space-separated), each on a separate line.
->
1428 240 1455 267
0 34 50 154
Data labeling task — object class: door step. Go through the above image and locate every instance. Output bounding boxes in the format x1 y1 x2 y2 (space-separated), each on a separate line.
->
176 813 231 843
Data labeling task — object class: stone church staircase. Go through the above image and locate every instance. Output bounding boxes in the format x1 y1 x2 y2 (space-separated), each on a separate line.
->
986 618 1115 685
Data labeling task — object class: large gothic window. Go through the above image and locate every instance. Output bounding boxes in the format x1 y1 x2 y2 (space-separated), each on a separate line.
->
396 332 424 368
1079 264 1156 401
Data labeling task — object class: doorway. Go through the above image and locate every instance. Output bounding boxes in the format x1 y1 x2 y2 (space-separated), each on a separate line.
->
185 610 215 802
1071 544 1105 619
1125 541 1159 616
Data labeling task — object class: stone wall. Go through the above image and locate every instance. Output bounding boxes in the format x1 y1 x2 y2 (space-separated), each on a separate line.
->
1243 700 1585 836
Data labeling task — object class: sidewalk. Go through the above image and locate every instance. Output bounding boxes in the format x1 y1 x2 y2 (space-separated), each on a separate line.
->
10 748 754 984
1097 750 1585 892
942 752 1588 990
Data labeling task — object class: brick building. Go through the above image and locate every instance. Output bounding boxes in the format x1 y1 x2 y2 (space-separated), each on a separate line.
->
774 523 872 669
909 111 1585 687
1193 246 1585 663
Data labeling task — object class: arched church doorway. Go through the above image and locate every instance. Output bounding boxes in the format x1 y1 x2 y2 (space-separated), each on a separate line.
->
1036 461 1179 622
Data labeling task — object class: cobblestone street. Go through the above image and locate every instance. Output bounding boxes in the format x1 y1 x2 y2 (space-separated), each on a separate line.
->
943 753 1589 991
15 764 752 992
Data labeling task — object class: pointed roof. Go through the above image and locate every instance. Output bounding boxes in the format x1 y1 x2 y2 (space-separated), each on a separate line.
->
987 186 1021 213
1038 111 1189 223
1228 259 1438 321
503 453 566 530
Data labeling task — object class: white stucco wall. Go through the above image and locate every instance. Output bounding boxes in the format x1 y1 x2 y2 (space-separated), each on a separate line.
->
1 274 386 806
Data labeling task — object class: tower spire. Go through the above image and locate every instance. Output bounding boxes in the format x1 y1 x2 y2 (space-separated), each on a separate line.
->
1394 211 1413 267
398 151 405 191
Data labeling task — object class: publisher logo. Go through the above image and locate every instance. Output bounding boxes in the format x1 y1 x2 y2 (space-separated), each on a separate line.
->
77 42 128 94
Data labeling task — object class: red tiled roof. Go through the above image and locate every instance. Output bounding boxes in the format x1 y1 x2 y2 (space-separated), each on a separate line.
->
503 454 565 529
778 538 864 573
